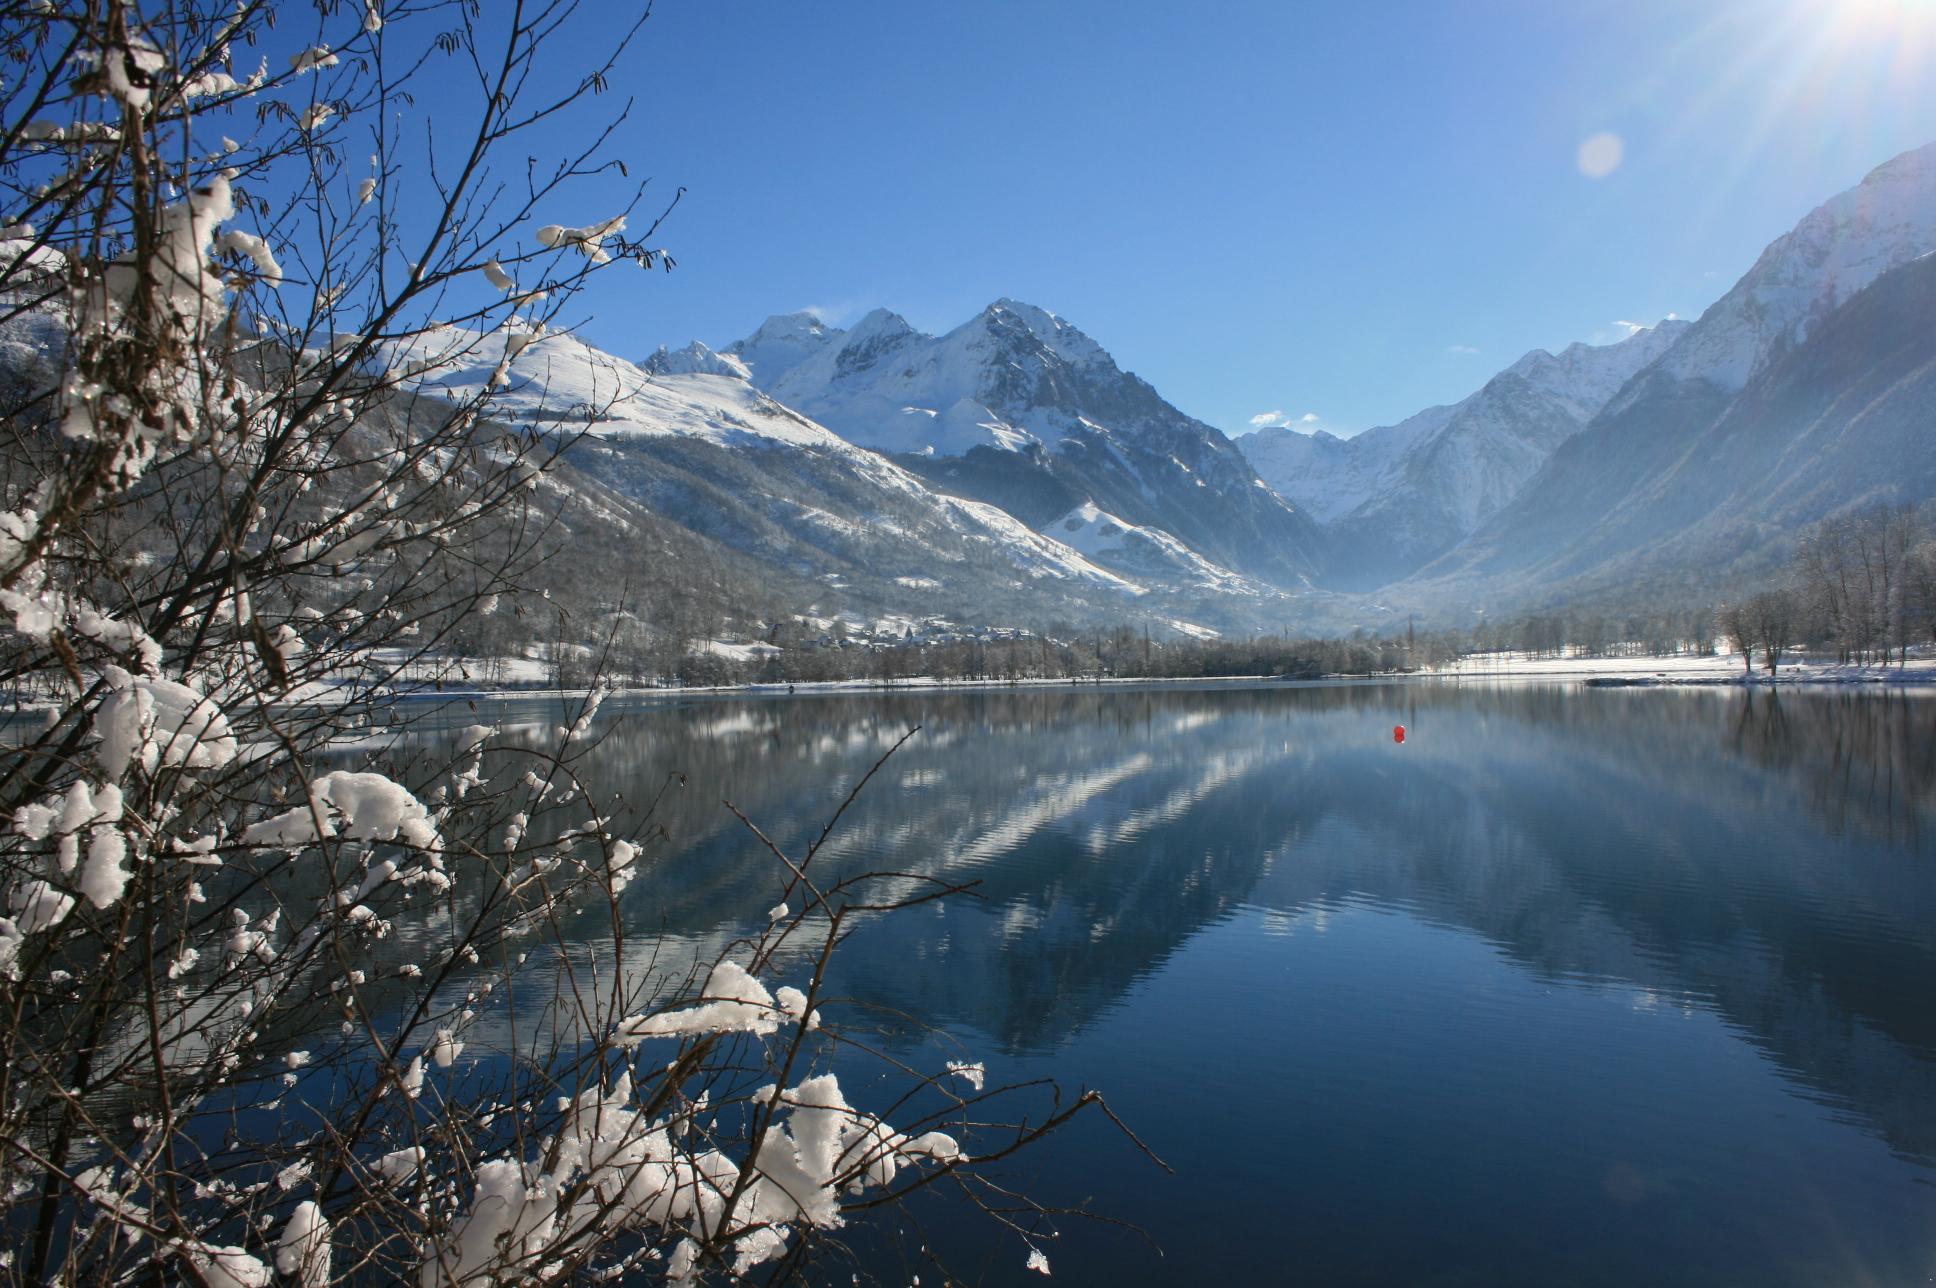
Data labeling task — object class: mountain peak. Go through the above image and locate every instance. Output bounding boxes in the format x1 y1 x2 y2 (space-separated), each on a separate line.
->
966 298 1110 368
832 308 922 376
842 307 917 346
642 340 750 380
725 311 845 385
983 297 1066 335
743 311 837 342
1497 318 1693 418
986 296 1051 320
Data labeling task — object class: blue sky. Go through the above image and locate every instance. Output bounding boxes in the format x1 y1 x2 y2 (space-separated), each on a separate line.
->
495 0 1936 438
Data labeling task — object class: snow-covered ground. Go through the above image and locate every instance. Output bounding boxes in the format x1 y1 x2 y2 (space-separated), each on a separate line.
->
15 650 1927 734
702 639 782 662
1426 651 1936 685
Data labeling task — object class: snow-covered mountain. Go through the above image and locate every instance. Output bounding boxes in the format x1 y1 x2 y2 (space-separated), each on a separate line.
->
1242 320 1688 589
390 140 1936 628
718 300 1325 591
1405 141 1936 605
758 302 1109 457
721 311 843 387
1652 141 1936 392
641 340 751 380
1240 408 1452 528
386 324 1280 630
391 326 837 450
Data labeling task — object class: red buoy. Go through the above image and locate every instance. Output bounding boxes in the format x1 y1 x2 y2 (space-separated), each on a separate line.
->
1393 724 1406 744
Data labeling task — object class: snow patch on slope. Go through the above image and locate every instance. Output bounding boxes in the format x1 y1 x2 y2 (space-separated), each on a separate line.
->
1050 501 1260 594
939 497 1144 594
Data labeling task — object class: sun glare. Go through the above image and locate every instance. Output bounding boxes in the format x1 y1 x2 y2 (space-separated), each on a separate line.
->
1813 0 1936 45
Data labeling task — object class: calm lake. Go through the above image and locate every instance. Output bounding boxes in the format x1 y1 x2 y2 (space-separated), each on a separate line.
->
412 680 1936 1286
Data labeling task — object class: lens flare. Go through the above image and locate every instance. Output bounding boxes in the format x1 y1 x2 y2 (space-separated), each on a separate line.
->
1578 132 1625 179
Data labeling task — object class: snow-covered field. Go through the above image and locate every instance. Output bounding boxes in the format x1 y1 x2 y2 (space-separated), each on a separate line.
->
1426 651 1936 685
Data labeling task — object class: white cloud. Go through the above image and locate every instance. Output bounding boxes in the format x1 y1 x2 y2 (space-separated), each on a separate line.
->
1446 344 1480 355
1245 409 1324 434
1613 319 1646 337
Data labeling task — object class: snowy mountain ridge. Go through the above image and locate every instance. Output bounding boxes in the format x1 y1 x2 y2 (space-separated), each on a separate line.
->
721 311 841 386
380 320 1280 628
1503 325 1691 418
1399 139 1936 609
1239 319 1689 587
385 138 1936 621
749 300 1118 457
715 298 1326 592
642 340 750 380
387 326 845 452
1652 141 1936 393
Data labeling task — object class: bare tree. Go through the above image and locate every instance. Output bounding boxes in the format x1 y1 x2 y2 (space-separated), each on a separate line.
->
1794 504 1928 666
1797 518 1853 662
1909 536 1936 648
0 4 1119 1285
1746 589 1799 676
1721 602 1757 676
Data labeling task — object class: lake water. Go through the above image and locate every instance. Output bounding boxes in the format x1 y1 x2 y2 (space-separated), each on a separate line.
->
418 680 1936 1285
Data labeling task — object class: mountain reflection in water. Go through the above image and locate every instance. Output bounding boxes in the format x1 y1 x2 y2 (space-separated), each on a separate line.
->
385 681 1935 1286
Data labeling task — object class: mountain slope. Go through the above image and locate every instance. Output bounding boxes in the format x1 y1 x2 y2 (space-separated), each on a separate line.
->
1413 249 1936 601
387 325 1283 631
1655 141 1936 391
1242 321 1688 589
727 300 1326 590
1046 502 1265 597
1405 143 1936 605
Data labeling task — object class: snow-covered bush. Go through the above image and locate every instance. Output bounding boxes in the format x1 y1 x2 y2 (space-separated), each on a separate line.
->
0 3 1120 1283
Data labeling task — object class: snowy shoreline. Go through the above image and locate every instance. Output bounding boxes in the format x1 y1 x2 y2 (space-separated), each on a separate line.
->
1420 652 1936 687
374 652 1936 704
4 654 1929 721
